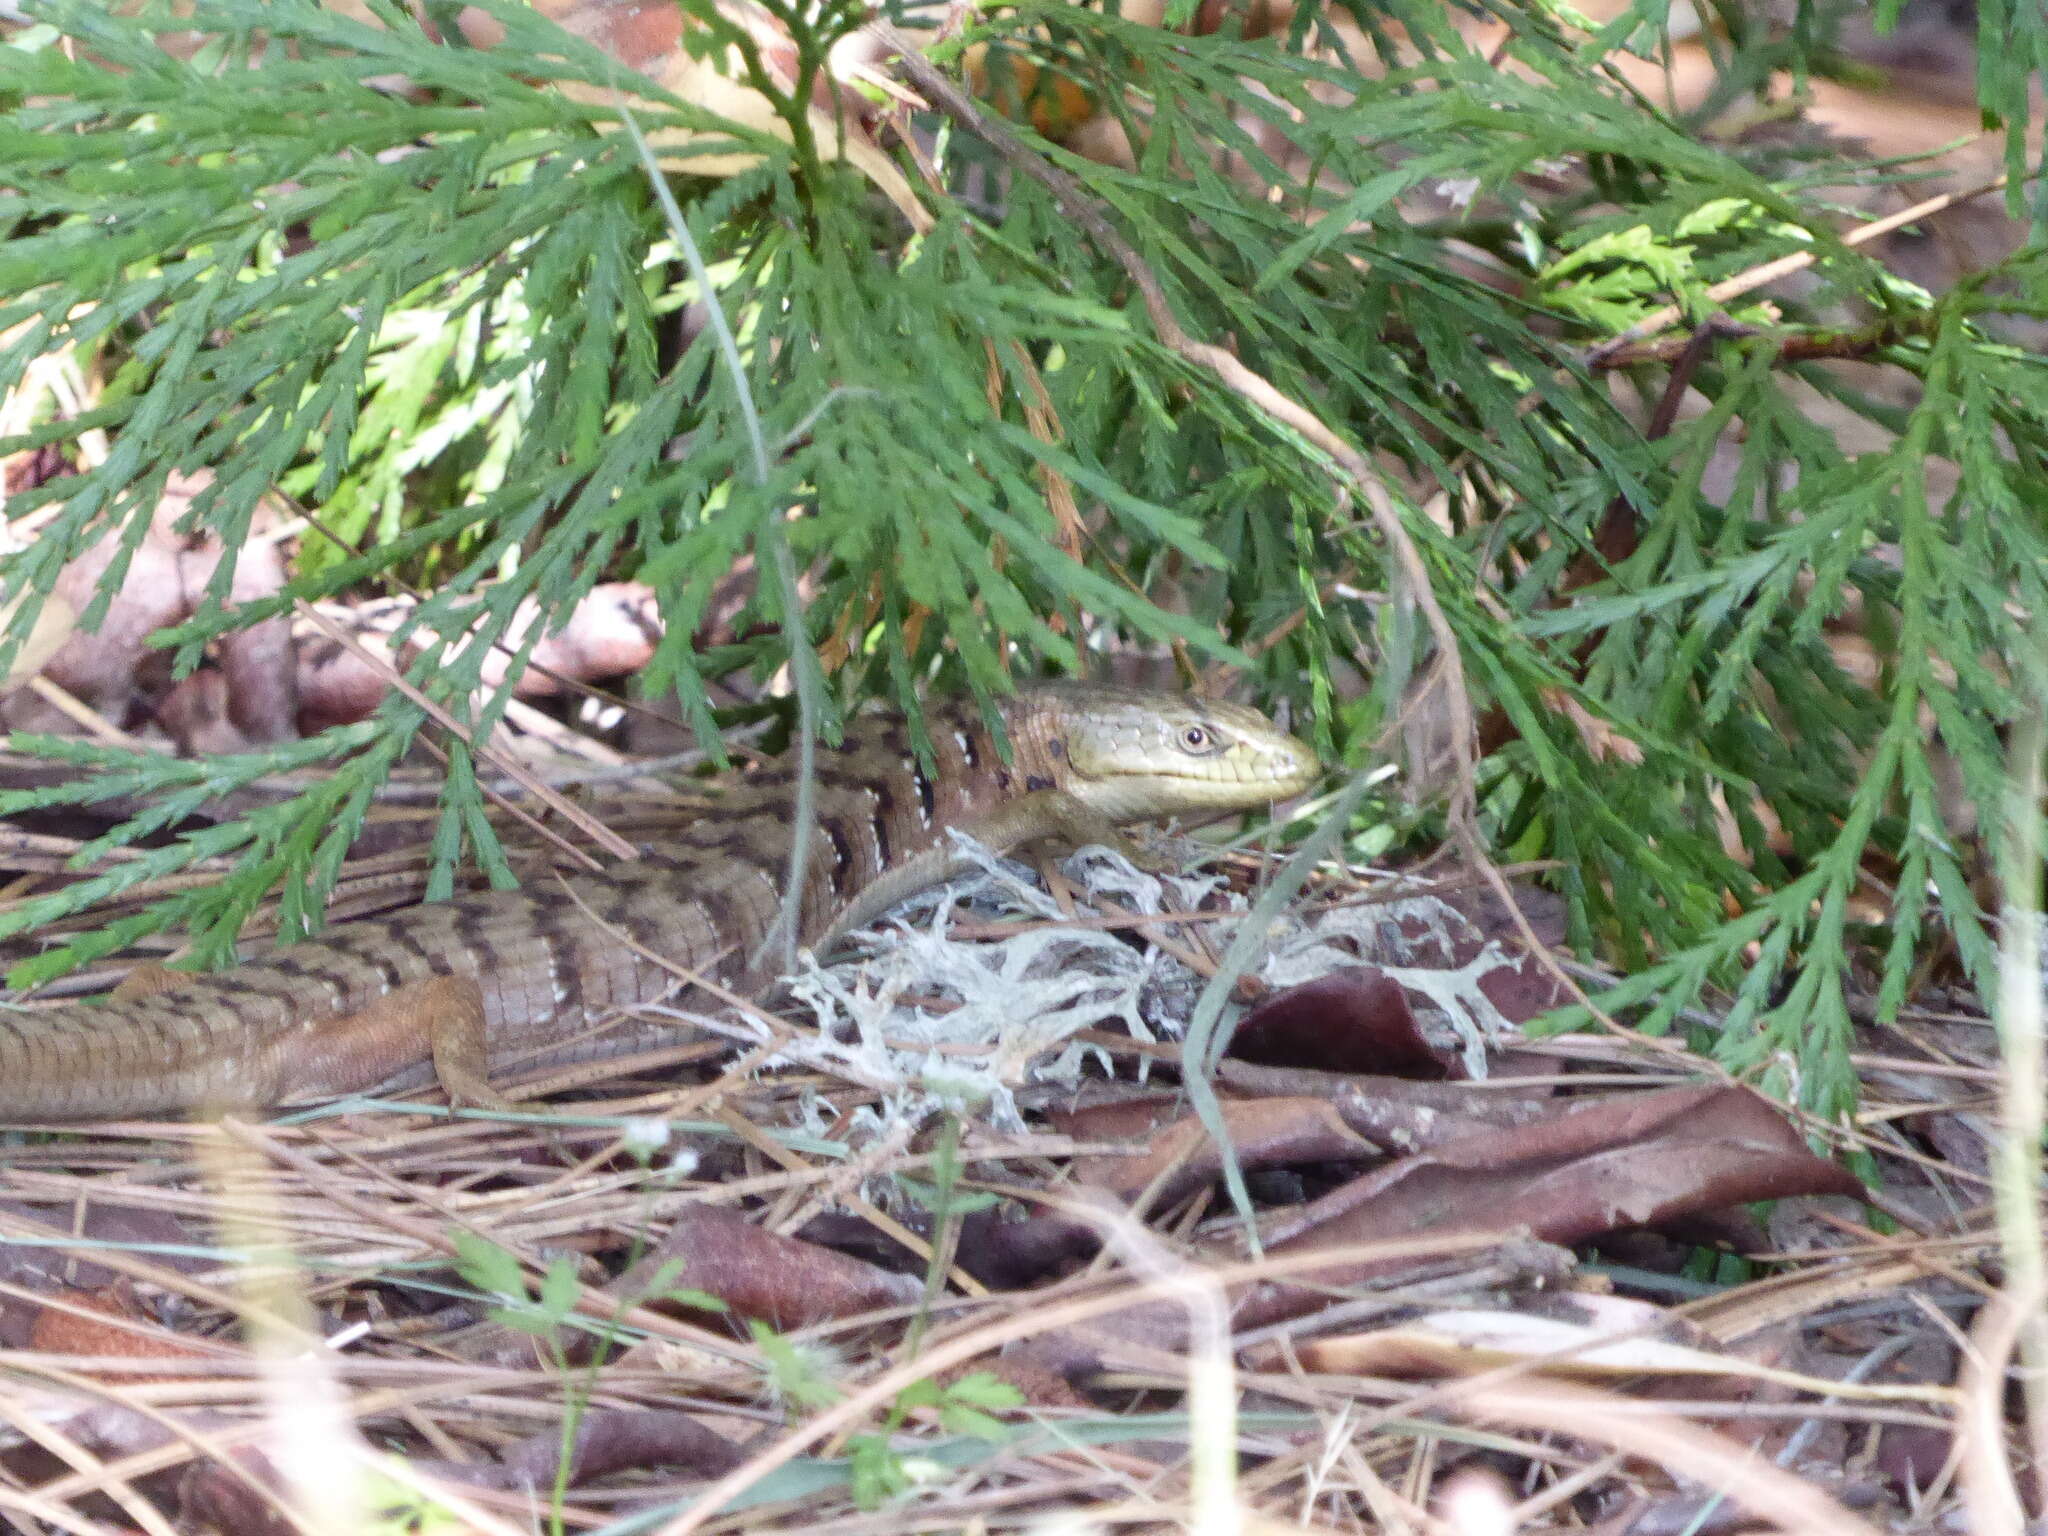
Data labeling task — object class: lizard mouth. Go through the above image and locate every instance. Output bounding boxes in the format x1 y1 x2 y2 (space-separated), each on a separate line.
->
1077 738 1322 821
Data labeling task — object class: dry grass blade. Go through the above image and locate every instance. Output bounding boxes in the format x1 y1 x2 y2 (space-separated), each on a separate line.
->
1446 1378 1888 1536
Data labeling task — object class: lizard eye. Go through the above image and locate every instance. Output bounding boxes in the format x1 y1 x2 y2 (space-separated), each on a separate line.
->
1180 725 1213 751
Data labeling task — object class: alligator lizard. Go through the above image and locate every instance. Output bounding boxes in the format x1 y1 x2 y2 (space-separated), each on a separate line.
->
0 683 1318 1120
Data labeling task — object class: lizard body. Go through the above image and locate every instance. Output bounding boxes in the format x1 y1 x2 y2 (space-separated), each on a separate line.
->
0 684 1318 1120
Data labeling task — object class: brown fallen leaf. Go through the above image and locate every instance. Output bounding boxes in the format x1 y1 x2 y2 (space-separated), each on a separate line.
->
966 1093 1398 1287
1278 1292 1735 1380
25 1284 217 1385
1228 966 1453 1077
1001 1087 1860 1395
1239 1085 1864 1324
620 1205 921 1330
173 1459 298 1536
412 1408 747 1491
0 1198 214 1348
1042 1090 1183 1144
3 1397 282 1536
1076 1095 1382 1210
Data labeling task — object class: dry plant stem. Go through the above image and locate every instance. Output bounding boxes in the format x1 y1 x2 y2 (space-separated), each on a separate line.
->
1504 1449 1628 1526
1591 315 1919 371
0 1277 243 1363
0 1481 131 1536
1961 1286 2035 1536
4 1357 307 1529
217 1120 751 1363
13 1357 538 1536
289 496 660 730
25 676 148 748
1989 703 2048 1514
194 1129 369 1536
1091 1200 1243 1536
304 1118 593 1281
0 1205 320 1347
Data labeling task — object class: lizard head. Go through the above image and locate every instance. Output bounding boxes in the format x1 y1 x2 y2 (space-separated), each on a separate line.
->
1011 682 1321 823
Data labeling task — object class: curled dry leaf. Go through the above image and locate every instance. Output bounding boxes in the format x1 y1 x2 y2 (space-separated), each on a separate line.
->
1228 965 1453 1077
1278 1294 1738 1380
1251 1085 1864 1294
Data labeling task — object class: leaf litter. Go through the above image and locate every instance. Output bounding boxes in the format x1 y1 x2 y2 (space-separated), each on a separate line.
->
0 805 1999 1536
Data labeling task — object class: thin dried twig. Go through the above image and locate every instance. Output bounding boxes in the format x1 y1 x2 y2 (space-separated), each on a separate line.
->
293 602 632 865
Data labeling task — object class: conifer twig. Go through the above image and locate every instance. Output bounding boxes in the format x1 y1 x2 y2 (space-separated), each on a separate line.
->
1591 174 2011 357
867 25 1657 1105
871 23 1478 829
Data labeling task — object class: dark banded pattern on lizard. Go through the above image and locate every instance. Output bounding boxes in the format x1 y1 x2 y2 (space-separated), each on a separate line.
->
0 683 1319 1120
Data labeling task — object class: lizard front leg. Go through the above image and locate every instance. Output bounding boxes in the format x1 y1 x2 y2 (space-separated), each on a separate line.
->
108 963 511 1112
278 974 514 1111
